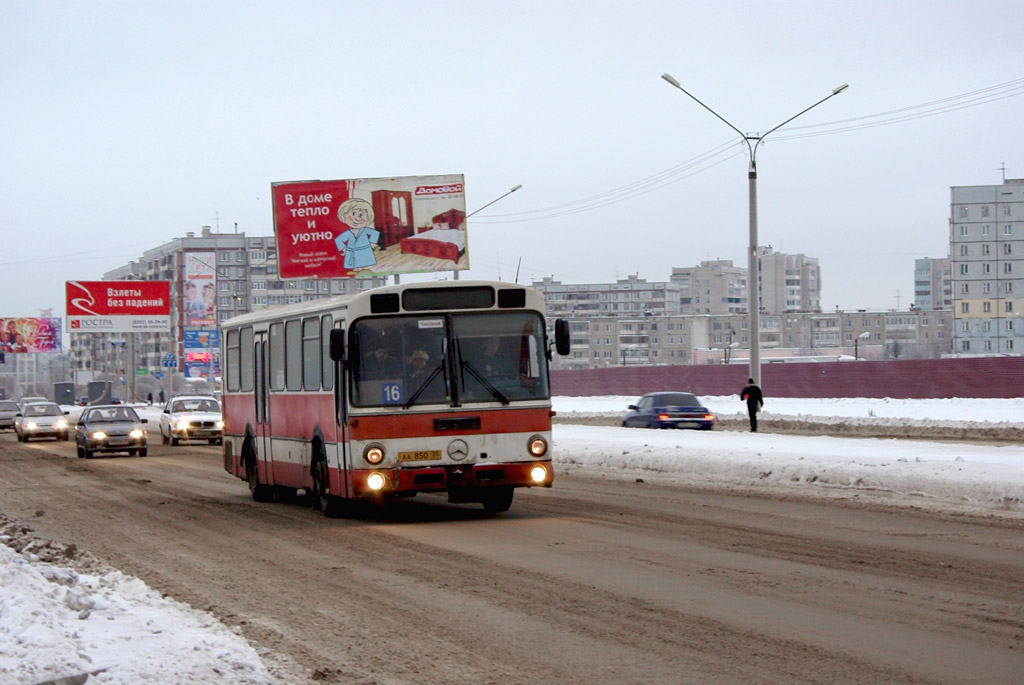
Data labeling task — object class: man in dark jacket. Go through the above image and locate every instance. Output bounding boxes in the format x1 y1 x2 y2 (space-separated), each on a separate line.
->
740 378 764 432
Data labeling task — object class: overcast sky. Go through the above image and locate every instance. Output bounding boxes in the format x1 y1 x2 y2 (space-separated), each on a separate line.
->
3 0 1023 318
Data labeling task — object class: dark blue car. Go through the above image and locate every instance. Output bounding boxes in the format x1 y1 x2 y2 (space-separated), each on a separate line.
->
622 392 715 430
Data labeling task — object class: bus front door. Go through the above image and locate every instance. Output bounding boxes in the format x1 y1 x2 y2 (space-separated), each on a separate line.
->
253 333 272 484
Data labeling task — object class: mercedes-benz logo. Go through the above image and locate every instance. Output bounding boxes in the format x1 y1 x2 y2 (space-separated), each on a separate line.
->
447 439 469 461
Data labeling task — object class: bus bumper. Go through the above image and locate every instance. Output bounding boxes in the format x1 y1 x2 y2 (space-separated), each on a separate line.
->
350 460 553 499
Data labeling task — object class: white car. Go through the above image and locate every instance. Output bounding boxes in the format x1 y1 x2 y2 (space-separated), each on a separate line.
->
15 402 70 442
159 395 223 445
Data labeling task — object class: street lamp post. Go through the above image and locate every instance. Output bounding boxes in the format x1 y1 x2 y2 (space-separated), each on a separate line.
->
661 74 847 385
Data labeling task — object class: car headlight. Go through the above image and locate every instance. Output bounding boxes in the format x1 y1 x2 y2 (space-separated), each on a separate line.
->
175 419 190 431
91 431 107 440
56 419 68 429
527 435 548 457
363 444 385 465
26 421 38 430
216 420 224 429
130 429 144 439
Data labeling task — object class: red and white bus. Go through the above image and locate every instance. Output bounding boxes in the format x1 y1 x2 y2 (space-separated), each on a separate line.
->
220 280 570 516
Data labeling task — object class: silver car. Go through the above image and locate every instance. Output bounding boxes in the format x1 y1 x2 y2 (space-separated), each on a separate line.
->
0 400 17 431
74 405 148 458
15 402 70 441
159 395 223 445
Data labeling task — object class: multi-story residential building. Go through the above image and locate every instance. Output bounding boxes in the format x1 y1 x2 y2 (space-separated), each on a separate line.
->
69 227 386 387
670 260 747 315
533 275 682 319
914 257 952 311
950 179 1024 355
757 247 822 314
547 306 951 370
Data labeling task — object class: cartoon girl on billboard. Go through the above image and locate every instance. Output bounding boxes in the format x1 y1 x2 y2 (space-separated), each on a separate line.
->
334 198 381 270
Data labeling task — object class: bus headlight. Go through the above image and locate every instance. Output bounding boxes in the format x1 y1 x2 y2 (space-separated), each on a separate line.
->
527 435 548 457
364 444 385 465
530 465 548 483
366 472 386 491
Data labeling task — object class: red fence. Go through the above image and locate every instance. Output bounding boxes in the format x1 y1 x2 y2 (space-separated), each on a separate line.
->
551 357 1024 399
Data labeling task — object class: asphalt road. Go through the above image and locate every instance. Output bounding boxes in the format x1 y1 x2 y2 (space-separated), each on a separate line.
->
1 432 1022 684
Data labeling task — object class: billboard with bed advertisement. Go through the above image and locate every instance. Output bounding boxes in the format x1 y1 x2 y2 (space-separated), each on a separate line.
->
271 173 468 279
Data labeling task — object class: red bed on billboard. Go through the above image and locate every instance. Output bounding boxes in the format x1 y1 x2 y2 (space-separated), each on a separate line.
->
271 173 468 279
66 280 171 333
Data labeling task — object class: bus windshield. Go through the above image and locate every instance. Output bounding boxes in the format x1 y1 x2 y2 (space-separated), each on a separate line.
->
350 311 550 408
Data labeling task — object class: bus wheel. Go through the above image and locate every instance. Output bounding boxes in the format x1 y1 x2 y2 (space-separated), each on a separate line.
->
247 455 274 503
481 486 514 514
311 452 344 518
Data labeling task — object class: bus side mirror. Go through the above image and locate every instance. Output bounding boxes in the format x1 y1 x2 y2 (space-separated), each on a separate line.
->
329 328 346 362
554 319 571 356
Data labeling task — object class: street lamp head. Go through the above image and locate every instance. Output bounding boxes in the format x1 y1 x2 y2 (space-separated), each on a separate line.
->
510 184 522 192
833 83 850 95
661 73 681 88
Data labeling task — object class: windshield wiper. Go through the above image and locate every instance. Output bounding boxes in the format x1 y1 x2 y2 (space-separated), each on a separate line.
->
402 363 446 409
460 358 509 405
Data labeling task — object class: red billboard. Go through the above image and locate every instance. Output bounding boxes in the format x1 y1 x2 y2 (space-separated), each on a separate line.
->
0 317 62 353
271 173 468 279
66 280 171 333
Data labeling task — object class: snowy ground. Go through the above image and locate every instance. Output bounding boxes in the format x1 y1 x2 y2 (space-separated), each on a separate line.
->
2 397 1022 684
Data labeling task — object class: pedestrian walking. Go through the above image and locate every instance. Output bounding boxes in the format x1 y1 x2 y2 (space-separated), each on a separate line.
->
740 378 764 432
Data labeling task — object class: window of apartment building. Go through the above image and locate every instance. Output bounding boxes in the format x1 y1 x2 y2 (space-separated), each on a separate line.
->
1004 204 1013 217
319 281 328 293
286 295 301 304
983 321 992 332
959 244 968 256
984 340 993 351
219 252 231 262
1006 320 1014 331
1004 243 1013 255
960 264 969 275
961 321 970 332
1006 282 1014 293
1007 301 1014 313
983 302 991 313
982 244 991 255
304 281 316 291
961 283 969 294
219 282 231 292
938 330 944 339
219 296 233 307
982 224 991 235
250 250 265 261
983 263 991 274
961 340 971 351
982 206 991 218
961 302 969 313
959 206 968 218
253 295 267 306
235 252 245 262
1008 340 1015 351
252 280 266 290
267 265 278 275
1005 262 1013 274
1004 223 1013 234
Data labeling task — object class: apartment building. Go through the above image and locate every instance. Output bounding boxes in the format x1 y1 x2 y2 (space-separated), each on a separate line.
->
548 307 951 370
670 260 747 315
914 257 952 311
533 275 682 319
757 247 822 314
950 179 1024 355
